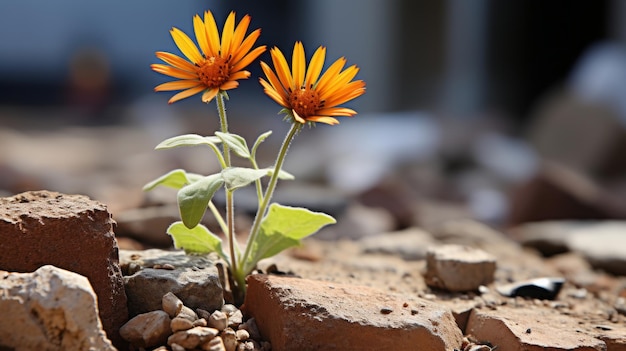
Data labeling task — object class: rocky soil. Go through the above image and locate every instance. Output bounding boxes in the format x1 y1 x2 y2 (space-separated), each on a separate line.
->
2 102 626 350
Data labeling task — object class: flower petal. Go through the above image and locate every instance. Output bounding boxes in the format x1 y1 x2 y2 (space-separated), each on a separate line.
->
306 116 340 125
202 88 219 103
151 64 198 80
314 57 346 93
168 85 206 104
231 28 261 65
322 65 360 98
204 11 221 57
193 14 210 57
170 27 204 64
260 78 288 107
292 110 306 124
221 11 236 56
231 45 266 73
323 82 366 108
230 14 251 55
155 79 202 91
292 41 305 88
260 61 287 95
304 46 326 88
229 70 251 81
220 80 239 90
315 107 357 117
156 51 197 72
270 46 294 91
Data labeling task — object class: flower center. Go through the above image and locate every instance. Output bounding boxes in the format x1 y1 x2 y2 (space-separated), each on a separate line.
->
197 56 230 89
288 87 321 118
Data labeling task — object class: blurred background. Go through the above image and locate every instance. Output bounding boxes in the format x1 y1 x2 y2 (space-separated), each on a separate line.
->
2 0 626 240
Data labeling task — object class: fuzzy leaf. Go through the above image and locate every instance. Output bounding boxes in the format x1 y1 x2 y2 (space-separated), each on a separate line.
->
215 132 250 158
266 168 295 180
222 167 267 191
177 174 224 228
242 204 335 274
167 221 227 259
251 130 272 157
155 134 222 149
143 169 203 191
222 167 294 191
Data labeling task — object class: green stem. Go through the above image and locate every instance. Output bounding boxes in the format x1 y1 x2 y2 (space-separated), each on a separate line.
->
249 157 264 207
215 92 238 278
208 201 228 236
240 122 302 277
216 93 231 166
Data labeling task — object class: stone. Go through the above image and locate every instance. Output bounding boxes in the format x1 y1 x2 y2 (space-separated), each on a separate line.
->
0 190 128 349
114 204 182 247
119 310 171 348
177 305 199 321
511 220 626 275
120 249 223 316
510 220 580 256
221 328 238 351
0 265 115 351
507 161 626 226
424 244 496 292
567 221 626 276
466 306 607 351
202 336 226 351
171 316 195 332
168 326 220 349
244 274 463 351
208 310 229 331
163 291 184 317
315 202 396 240
359 227 437 260
238 318 261 341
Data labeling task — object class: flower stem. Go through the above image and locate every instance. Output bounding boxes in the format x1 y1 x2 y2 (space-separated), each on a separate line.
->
240 122 302 277
215 92 238 278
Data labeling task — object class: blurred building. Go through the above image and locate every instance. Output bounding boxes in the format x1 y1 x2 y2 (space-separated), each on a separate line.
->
0 0 622 121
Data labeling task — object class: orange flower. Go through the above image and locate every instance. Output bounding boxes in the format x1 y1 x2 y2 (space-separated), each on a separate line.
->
152 11 266 104
259 42 365 125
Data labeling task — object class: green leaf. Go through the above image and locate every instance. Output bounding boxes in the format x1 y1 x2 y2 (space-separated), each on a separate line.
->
222 167 268 191
221 167 294 191
215 132 250 158
243 204 335 274
251 131 272 157
167 221 228 259
155 134 222 149
265 168 295 180
143 169 203 191
177 174 224 228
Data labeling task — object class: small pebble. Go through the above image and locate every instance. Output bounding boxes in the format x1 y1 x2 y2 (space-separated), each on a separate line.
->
171 316 194 332
162 292 184 318
221 328 238 351
236 329 250 341
178 305 198 321
197 308 212 320
238 318 261 340
202 336 226 351
380 307 393 314
209 310 229 331
228 309 244 327
194 318 208 327
222 304 239 315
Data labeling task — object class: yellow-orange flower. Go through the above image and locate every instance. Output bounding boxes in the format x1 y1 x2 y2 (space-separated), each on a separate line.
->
152 11 266 104
259 42 365 125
